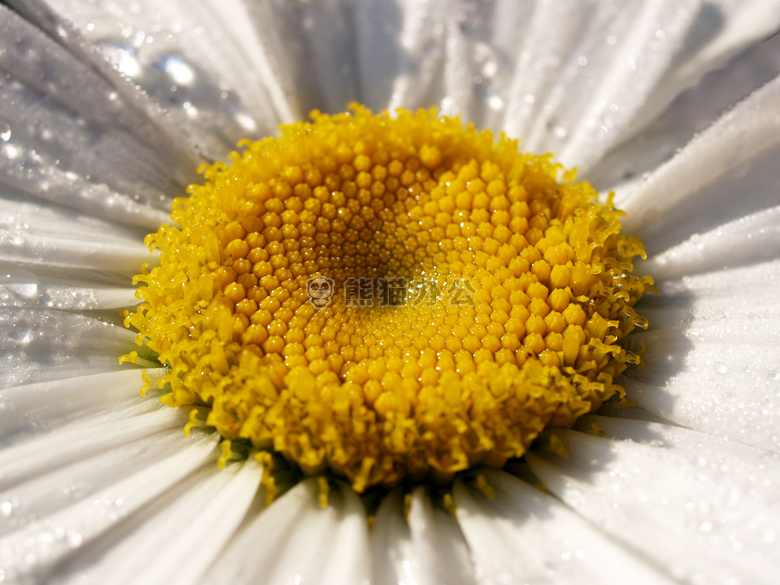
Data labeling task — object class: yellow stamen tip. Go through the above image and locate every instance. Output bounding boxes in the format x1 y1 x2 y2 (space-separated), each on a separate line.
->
318 476 330 509
218 439 233 469
183 408 201 437
475 473 496 500
118 351 139 366
545 433 570 458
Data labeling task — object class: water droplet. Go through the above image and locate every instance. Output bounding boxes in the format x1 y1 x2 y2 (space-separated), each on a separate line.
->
457 3 483 33
100 41 141 77
714 362 728 375
473 42 498 79
487 95 504 111
157 53 196 87
66 529 83 548
300 9 315 31
0 500 15 516
7 281 38 300
10 319 31 343
0 122 11 142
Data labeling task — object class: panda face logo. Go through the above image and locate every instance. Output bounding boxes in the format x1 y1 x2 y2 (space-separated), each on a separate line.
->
306 276 335 309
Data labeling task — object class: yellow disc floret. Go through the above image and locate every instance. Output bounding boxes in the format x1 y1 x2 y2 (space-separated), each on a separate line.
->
124 105 651 492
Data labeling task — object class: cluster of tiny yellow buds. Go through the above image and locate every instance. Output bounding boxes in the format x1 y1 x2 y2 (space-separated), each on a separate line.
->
124 105 651 492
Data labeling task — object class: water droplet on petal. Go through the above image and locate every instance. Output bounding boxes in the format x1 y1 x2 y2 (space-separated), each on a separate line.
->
0 121 11 143
10 319 31 343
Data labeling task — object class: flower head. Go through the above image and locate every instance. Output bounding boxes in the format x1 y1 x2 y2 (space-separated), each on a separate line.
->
124 104 650 491
1 2 780 585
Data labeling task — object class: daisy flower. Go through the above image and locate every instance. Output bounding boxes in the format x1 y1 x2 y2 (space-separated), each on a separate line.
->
1 1 780 584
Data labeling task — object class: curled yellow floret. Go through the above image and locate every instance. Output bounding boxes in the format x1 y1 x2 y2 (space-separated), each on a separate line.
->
124 105 651 492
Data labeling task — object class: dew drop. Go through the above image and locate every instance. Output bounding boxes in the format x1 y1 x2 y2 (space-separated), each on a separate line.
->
0 500 15 517
487 94 504 111
8 281 38 300
10 319 31 343
300 9 315 31
473 42 498 80
714 362 728 375
101 40 141 77
66 529 83 548
38 292 54 308
157 53 196 87
0 122 11 143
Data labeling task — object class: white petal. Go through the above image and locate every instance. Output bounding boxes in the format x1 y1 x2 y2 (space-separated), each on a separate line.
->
370 488 417 585
353 0 446 112
438 0 535 128
453 469 675 585
499 0 599 141
641 204 780 281
0 404 188 490
551 0 700 172
0 270 137 311
0 194 150 271
0 425 201 536
242 0 358 117
203 479 371 585
631 0 780 137
619 72 780 255
201 479 311 585
526 427 780 585
584 413 780 495
0 431 218 584
370 485 477 585
54 458 262 585
0 5 195 228
589 31 780 190
624 258 780 451
11 0 286 160
0 308 144 387
407 486 476 585
0 368 164 441
318 483 373 585
497 0 699 171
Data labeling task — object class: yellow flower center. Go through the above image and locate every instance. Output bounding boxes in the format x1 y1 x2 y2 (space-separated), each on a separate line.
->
124 105 650 492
